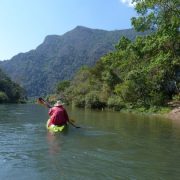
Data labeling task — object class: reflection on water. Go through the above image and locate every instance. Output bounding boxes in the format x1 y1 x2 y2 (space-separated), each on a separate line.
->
0 104 180 179
46 132 62 155
47 132 59 154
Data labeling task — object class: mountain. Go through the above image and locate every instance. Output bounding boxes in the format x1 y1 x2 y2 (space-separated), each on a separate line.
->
0 26 148 97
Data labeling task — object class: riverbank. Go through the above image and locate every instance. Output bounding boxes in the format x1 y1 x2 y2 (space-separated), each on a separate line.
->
112 101 180 122
166 107 180 121
37 95 180 121
165 101 180 121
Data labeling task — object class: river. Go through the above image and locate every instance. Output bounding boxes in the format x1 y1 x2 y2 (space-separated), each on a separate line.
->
0 104 180 180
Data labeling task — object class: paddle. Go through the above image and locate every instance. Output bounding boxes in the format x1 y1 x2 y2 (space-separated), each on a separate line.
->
37 97 80 128
37 97 52 108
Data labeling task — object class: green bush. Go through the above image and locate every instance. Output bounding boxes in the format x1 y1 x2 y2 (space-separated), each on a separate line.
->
114 81 139 104
85 91 106 109
56 80 70 93
107 95 125 111
172 94 180 101
0 91 9 103
148 92 166 106
73 95 85 108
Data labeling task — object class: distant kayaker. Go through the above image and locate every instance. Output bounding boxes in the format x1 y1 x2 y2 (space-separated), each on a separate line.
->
47 100 70 127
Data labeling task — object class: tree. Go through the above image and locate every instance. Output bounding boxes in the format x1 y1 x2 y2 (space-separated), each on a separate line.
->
131 0 180 56
0 68 26 103
56 80 70 93
54 0 180 110
132 0 180 32
0 91 9 103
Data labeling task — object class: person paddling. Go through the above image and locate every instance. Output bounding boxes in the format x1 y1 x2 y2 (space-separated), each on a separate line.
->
47 100 70 128
38 97 80 129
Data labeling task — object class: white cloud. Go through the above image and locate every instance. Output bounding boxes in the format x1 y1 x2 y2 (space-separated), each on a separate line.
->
120 0 136 7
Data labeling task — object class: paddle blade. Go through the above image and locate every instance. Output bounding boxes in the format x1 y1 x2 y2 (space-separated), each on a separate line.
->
37 98 44 105
75 126 81 128
37 97 51 108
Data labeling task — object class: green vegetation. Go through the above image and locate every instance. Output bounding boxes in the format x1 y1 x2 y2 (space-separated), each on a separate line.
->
56 80 70 94
0 69 26 103
56 0 180 112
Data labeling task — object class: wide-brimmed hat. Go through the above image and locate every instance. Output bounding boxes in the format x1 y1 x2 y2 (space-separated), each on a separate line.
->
54 100 65 106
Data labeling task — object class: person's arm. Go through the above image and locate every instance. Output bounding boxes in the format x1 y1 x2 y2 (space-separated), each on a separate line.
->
48 107 54 116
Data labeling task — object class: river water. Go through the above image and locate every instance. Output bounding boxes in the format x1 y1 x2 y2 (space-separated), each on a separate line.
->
0 104 180 180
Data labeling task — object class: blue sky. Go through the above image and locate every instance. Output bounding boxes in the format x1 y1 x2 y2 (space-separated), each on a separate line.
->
0 0 136 60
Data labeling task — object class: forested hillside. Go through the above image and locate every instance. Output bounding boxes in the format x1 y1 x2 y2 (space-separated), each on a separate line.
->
56 0 180 111
0 26 148 96
0 69 26 103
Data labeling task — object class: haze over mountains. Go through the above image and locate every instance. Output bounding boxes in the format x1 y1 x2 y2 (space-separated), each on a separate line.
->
0 26 148 97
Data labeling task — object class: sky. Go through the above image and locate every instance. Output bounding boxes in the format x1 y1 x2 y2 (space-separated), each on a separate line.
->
0 0 136 60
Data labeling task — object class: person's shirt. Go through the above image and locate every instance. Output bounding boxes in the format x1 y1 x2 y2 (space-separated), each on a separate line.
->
48 105 69 126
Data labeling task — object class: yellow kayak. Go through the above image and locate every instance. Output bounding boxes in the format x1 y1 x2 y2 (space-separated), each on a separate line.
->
46 119 66 132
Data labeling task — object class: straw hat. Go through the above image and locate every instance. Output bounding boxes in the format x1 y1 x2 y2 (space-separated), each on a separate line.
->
54 100 65 106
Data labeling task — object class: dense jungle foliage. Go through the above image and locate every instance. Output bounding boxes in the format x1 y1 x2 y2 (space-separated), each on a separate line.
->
0 69 26 103
55 0 180 111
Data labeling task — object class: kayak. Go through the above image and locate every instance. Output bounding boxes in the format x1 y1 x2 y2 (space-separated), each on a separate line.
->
46 119 67 132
